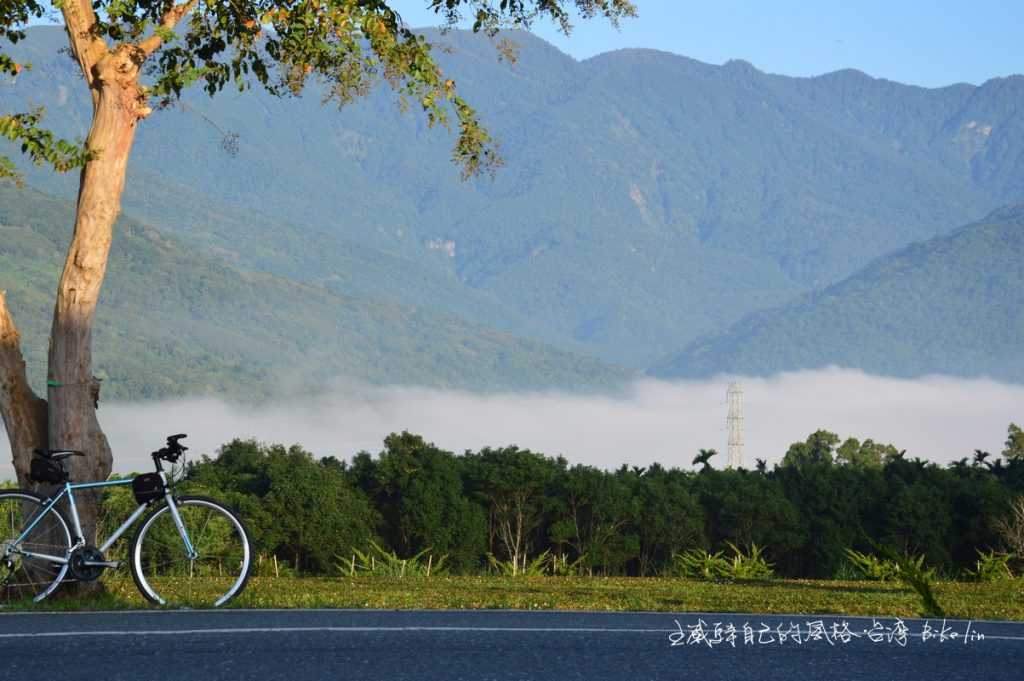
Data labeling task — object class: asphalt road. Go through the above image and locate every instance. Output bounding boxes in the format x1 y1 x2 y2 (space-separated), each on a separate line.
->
0 609 1022 680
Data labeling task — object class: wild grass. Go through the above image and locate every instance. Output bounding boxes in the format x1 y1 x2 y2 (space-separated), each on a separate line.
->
336 541 448 577
843 549 901 581
966 549 1015 582
673 543 774 581
6 573 1022 621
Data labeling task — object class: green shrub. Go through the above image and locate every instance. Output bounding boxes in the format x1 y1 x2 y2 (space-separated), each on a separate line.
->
673 549 729 580
549 552 588 576
724 542 774 580
966 549 1014 582
674 544 775 581
338 540 449 577
861 541 944 618
893 552 943 618
486 550 551 577
484 551 588 577
843 549 900 581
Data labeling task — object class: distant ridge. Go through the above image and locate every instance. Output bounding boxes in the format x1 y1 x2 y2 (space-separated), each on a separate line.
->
3 26 1022 381
0 183 630 399
652 207 1024 381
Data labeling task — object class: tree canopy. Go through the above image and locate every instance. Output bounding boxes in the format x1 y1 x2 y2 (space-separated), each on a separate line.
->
166 427 1024 579
1004 423 1024 461
1 0 636 180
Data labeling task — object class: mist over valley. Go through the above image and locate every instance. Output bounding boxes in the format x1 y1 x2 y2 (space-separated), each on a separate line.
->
1 27 1021 477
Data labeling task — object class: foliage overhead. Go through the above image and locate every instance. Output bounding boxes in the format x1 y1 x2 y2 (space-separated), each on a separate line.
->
0 3 89 178
0 0 636 181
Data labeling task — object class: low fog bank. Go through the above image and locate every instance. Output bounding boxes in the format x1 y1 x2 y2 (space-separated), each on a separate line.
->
2 368 1021 480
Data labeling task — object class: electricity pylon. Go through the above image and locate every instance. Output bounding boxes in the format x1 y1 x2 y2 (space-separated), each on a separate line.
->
726 382 744 469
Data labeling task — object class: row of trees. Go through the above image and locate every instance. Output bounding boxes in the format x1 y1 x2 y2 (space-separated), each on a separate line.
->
176 424 1024 579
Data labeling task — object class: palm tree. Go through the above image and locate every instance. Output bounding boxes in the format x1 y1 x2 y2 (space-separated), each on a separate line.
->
948 457 970 476
885 449 907 465
973 449 991 469
692 448 718 471
755 458 767 474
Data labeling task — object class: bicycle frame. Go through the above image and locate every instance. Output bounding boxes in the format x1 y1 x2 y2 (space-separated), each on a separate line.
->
8 472 196 567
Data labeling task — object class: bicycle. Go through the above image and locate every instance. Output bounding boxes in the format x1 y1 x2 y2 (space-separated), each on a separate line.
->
1 434 252 607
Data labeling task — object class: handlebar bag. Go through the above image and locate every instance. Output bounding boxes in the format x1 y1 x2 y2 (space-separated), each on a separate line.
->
30 457 68 484
132 473 165 504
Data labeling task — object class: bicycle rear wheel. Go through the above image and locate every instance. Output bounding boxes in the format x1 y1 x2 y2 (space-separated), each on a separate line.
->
0 490 72 603
129 495 251 607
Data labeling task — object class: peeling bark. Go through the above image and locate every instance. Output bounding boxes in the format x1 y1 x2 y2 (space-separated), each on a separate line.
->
1 4 182 543
47 47 151 543
0 2 200 603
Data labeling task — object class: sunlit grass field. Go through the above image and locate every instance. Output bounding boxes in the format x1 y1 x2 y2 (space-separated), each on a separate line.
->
9 575 1023 621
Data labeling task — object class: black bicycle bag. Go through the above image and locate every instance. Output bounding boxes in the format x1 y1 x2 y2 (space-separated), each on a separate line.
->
132 473 165 504
30 457 68 484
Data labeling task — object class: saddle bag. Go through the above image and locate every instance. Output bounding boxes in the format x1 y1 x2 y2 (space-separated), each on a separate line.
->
29 457 68 484
132 473 165 504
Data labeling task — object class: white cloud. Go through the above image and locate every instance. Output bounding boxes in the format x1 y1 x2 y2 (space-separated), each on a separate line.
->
2 368 1021 481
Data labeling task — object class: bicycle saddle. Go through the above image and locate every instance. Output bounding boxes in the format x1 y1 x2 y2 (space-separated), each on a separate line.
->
33 448 85 461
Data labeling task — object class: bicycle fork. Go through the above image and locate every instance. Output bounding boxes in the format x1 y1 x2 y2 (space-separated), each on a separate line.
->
165 491 198 560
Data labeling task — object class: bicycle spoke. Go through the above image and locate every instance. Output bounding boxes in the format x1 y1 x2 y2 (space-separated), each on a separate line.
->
192 510 215 554
0 493 71 604
135 535 184 554
19 564 39 591
132 498 250 607
18 560 61 577
143 553 242 573
144 557 196 572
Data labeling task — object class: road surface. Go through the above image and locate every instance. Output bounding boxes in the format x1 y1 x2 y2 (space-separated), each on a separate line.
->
0 609 1021 680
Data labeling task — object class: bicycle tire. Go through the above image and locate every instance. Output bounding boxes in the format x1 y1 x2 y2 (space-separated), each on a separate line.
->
0 490 72 603
129 495 252 607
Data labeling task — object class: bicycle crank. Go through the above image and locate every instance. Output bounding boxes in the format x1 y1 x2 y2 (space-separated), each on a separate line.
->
68 545 117 581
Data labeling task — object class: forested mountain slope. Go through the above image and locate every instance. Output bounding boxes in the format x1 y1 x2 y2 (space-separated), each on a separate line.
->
0 184 630 399
4 27 1019 366
652 206 1024 381
4 27 1021 369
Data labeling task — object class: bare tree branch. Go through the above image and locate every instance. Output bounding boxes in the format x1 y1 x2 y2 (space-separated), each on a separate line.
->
138 0 199 58
995 496 1024 561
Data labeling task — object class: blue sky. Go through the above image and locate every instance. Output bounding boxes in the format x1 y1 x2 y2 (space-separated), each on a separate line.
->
390 0 1022 88
27 1 1021 88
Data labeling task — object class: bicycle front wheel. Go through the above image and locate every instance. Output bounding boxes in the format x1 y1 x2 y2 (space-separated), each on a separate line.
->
129 495 251 607
0 490 72 604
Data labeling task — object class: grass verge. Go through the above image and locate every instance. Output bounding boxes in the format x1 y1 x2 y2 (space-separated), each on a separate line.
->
5 575 1023 620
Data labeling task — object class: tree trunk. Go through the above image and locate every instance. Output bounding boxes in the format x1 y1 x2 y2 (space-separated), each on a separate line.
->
0 292 48 486
46 48 146 544
1 5 179 602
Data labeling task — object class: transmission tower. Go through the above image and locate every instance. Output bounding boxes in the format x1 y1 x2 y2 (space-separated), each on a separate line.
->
726 382 744 469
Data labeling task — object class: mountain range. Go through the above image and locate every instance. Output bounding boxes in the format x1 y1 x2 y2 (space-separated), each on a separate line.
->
0 183 629 398
1 26 1022 395
653 205 1024 381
